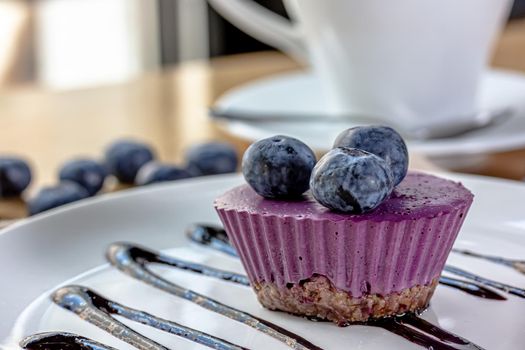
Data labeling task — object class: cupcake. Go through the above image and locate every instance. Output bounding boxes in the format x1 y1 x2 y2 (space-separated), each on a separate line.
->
214 129 473 325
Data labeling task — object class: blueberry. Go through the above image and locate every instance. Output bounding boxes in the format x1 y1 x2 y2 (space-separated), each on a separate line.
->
58 159 107 196
135 162 192 185
104 140 155 183
185 142 238 176
333 126 408 186
242 135 316 199
0 157 32 197
310 147 394 213
184 164 204 177
28 181 90 215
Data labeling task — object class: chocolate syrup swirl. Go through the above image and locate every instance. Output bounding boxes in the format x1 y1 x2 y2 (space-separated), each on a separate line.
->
444 265 525 299
399 315 482 347
20 332 117 350
106 242 323 350
187 224 507 300
108 242 486 350
452 248 525 275
22 223 520 350
439 276 506 301
52 285 248 350
367 315 486 350
124 241 249 285
186 224 238 257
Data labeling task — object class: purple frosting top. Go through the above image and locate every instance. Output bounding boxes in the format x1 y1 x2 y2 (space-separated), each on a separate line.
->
215 172 474 222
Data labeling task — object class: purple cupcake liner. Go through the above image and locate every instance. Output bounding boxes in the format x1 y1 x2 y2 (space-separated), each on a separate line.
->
216 201 471 298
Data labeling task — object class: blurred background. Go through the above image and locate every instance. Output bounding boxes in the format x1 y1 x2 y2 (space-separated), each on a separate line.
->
1 0 520 90
1 0 525 222
0 0 289 89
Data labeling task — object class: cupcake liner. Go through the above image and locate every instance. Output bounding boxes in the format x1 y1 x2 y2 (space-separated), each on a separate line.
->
216 201 471 298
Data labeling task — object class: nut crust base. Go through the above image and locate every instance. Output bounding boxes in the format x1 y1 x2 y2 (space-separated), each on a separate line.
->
253 275 438 326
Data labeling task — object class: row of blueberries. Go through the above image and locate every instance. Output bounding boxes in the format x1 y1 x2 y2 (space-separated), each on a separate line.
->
0 140 238 215
242 126 409 213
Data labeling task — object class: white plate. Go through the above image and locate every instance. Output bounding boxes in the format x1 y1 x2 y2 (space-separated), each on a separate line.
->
1 173 525 349
213 70 525 156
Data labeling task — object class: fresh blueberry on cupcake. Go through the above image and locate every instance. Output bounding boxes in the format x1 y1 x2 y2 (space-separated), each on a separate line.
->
135 162 192 185
0 157 32 197
59 159 107 196
310 147 394 213
333 126 408 185
104 139 155 183
242 135 316 199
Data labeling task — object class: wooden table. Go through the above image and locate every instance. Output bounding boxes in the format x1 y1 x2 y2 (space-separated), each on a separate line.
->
1 19 525 224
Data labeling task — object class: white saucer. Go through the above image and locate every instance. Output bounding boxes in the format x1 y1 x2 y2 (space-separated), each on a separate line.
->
1 173 525 349
213 69 525 156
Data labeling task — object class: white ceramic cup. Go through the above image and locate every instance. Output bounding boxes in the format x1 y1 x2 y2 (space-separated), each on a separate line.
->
208 0 513 128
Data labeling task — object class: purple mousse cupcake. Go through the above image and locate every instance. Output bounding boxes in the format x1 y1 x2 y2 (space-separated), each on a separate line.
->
216 130 473 325
215 172 473 324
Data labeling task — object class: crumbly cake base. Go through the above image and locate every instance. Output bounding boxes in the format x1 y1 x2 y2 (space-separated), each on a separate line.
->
253 275 438 326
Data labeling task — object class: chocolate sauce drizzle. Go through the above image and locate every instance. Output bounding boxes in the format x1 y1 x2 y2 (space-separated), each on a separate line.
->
439 276 506 300
186 224 238 257
22 223 522 350
106 242 323 350
187 224 507 300
366 315 485 350
123 241 250 286
452 248 525 275
109 242 486 350
444 265 525 299
20 332 117 350
52 285 248 350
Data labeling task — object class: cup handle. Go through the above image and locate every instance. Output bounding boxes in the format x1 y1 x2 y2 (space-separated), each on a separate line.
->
207 0 308 62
